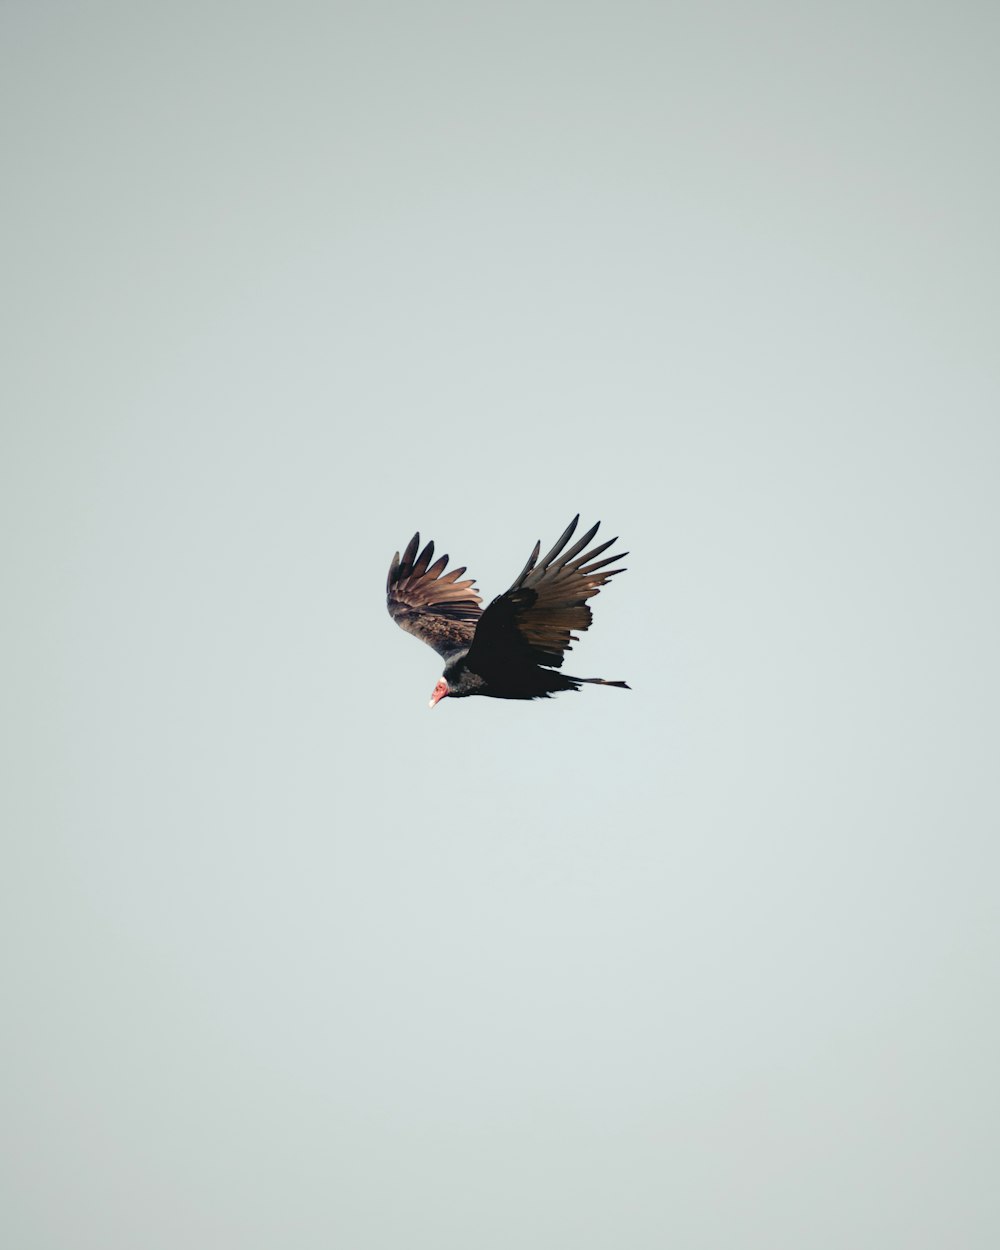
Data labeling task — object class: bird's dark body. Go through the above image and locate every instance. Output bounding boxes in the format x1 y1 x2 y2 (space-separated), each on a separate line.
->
441 648 589 700
386 515 629 705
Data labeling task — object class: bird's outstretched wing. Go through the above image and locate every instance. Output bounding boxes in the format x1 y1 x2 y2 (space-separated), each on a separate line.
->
387 533 482 658
466 516 627 673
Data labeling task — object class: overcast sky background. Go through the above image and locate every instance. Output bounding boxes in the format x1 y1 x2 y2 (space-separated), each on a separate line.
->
2 2 998 1247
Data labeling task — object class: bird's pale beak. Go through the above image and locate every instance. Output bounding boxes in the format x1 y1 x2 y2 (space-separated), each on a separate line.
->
429 679 449 708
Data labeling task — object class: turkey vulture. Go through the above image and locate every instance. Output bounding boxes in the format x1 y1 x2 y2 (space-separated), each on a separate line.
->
386 515 630 706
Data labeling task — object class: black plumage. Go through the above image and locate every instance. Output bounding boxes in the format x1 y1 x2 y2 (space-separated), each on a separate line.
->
386 515 630 705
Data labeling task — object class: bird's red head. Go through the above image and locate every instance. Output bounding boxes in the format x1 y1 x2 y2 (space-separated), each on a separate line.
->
429 679 449 709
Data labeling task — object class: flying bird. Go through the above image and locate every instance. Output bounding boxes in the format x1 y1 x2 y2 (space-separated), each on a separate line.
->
386 515 630 706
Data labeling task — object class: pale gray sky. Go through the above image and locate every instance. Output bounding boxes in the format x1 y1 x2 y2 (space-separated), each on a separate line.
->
2 2 998 1247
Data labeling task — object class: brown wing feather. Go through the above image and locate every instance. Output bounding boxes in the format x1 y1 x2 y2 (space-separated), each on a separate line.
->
469 516 627 671
387 533 482 658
